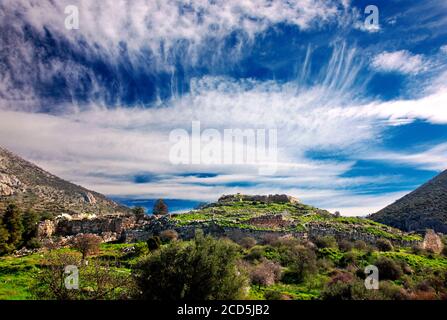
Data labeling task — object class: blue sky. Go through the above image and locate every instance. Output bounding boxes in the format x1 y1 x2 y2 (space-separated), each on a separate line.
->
0 0 447 215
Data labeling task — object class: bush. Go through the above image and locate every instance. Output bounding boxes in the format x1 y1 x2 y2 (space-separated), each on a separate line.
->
72 234 102 260
32 251 133 300
244 246 265 262
160 230 179 243
280 245 317 283
375 257 402 280
249 259 282 287
353 240 367 251
338 251 359 268
133 231 248 300
239 237 257 249
338 239 353 252
441 246 447 257
264 290 285 300
132 207 146 221
411 245 424 255
147 236 162 251
313 236 338 249
376 239 393 252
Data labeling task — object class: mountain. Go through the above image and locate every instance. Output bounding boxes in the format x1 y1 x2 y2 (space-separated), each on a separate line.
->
0 146 130 216
369 170 447 233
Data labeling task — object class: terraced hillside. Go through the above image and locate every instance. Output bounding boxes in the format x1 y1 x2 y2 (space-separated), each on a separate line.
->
155 194 423 245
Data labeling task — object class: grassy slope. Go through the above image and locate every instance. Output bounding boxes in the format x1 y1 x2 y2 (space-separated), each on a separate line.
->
0 243 134 300
172 200 422 242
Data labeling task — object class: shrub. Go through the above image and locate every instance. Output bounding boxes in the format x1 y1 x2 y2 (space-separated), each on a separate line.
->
32 251 133 300
264 290 288 300
411 245 424 255
132 207 146 220
72 234 102 260
376 239 393 252
313 236 338 249
261 234 280 245
133 231 248 300
353 240 367 251
338 239 353 252
375 257 402 280
147 236 162 251
441 246 447 257
249 259 282 287
338 251 359 268
239 237 257 249
160 230 179 243
281 245 317 283
245 246 265 262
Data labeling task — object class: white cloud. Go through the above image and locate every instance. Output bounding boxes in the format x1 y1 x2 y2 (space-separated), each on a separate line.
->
2 69 447 215
0 0 345 66
371 50 427 74
441 45 447 54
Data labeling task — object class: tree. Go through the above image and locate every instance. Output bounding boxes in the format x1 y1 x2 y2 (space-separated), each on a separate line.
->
133 231 248 300
0 222 12 255
376 239 393 252
72 234 102 261
249 259 282 287
22 210 40 247
153 199 168 215
132 207 146 221
282 245 317 283
2 204 23 249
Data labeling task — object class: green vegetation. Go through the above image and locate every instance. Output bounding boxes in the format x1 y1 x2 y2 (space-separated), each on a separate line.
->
0 196 445 300
0 204 42 255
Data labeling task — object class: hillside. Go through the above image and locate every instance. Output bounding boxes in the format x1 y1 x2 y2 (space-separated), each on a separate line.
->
370 170 447 233
122 193 422 245
0 147 129 216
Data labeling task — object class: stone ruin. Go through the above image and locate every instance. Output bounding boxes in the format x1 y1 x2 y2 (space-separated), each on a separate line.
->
246 214 292 229
218 193 299 204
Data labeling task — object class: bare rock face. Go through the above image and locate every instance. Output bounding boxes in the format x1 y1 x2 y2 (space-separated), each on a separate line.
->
83 192 97 204
422 229 444 254
0 173 22 196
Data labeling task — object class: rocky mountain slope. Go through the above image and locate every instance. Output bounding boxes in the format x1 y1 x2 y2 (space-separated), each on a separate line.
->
370 170 447 233
0 146 129 216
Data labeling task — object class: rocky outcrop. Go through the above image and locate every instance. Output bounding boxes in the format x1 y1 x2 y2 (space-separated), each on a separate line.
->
0 173 22 196
0 146 130 216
